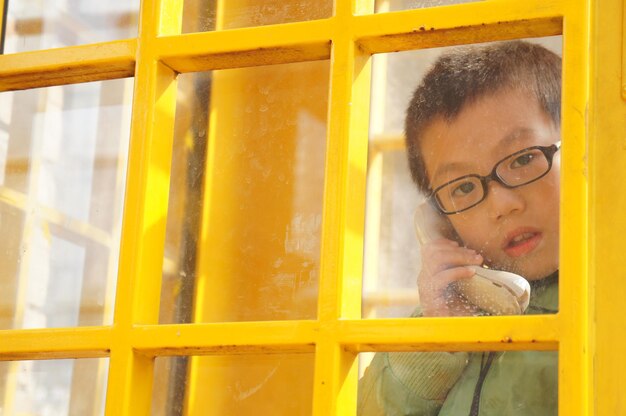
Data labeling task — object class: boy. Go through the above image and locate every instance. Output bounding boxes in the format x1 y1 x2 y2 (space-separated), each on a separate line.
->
358 41 561 415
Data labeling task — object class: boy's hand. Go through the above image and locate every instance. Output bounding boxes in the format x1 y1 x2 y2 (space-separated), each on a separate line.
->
418 238 484 317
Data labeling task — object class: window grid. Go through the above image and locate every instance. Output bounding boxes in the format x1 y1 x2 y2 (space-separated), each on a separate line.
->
0 0 594 415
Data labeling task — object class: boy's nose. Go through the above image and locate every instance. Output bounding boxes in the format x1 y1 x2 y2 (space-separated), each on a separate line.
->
486 181 526 220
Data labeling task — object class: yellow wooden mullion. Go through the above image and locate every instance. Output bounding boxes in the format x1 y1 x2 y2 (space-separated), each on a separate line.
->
156 3 564 75
589 0 626 413
131 321 318 354
356 3 563 54
355 0 565 38
622 0 626 101
338 315 559 352
313 0 372 413
157 19 332 73
105 0 181 414
126 314 558 354
0 327 111 360
555 1 591 415
0 40 136 92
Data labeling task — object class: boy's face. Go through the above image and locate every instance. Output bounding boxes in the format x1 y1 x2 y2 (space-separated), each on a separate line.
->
420 88 560 280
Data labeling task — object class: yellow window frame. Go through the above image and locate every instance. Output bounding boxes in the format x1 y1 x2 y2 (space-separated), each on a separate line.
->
0 0 624 414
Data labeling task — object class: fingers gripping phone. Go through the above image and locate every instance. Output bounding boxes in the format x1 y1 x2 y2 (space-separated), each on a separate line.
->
414 202 530 315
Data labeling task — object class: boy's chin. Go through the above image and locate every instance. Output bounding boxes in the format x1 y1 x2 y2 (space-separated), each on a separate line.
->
488 257 558 281
513 262 558 281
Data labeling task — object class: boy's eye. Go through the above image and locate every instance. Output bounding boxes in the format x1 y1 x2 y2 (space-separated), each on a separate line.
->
451 181 476 197
510 152 536 168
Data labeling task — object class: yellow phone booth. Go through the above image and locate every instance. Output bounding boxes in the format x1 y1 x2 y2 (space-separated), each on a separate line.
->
0 0 625 415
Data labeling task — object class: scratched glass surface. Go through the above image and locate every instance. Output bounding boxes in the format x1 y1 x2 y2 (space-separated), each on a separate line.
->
357 350 557 414
0 358 109 415
362 37 562 319
373 0 480 13
160 60 329 324
3 0 139 54
181 0 332 33
152 353 314 416
0 79 133 329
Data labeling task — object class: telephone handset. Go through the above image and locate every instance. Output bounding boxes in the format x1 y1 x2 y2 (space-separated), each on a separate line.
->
414 202 530 315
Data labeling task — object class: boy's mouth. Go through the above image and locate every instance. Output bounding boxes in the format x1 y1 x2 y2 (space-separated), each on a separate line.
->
502 229 542 258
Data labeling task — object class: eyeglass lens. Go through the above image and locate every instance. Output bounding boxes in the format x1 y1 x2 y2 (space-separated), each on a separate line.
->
435 147 551 213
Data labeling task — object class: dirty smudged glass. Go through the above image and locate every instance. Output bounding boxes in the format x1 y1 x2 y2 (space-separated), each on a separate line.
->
0 78 133 329
181 0 332 33
160 59 329 324
0 358 109 415
362 37 562 320
357 350 558 414
371 0 481 13
359 34 562 416
152 353 314 416
2 0 140 54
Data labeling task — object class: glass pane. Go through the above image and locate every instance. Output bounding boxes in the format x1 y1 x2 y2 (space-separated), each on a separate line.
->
3 0 140 54
357 350 557 414
0 358 109 415
152 353 314 415
0 79 133 329
363 37 562 318
160 60 329 323
373 0 480 13
182 0 333 33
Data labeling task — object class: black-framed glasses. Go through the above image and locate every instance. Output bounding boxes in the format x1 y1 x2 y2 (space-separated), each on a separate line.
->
430 141 561 215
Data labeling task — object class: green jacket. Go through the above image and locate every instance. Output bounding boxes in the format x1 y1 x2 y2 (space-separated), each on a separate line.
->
358 275 558 416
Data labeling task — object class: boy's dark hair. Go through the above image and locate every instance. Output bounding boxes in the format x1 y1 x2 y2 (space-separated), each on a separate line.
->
405 40 562 194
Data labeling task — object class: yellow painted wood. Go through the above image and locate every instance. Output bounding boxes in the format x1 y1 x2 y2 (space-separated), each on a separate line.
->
105 0 177 414
157 20 332 73
589 0 626 414
132 321 318 354
106 346 154 416
337 315 559 352
556 2 591 415
128 314 557 354
354 0 376 15
355 1 563 53
153 1 565 75
0 40 136 92
158 0 184 36
313 338 359 416
313 0 371 408
0 327 111 360
623 0 626 100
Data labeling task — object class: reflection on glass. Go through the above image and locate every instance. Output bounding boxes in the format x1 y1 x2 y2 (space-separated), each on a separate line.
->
182 0 332 33
374 0 480 13
0 79 133 329
160 60 329 324
152 353 314 416
3 1 140 54
0 358 109 415
357 350 557 414
363 37 562 319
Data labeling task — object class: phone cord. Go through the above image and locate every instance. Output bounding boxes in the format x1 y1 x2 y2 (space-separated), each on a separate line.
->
468 351 496 416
